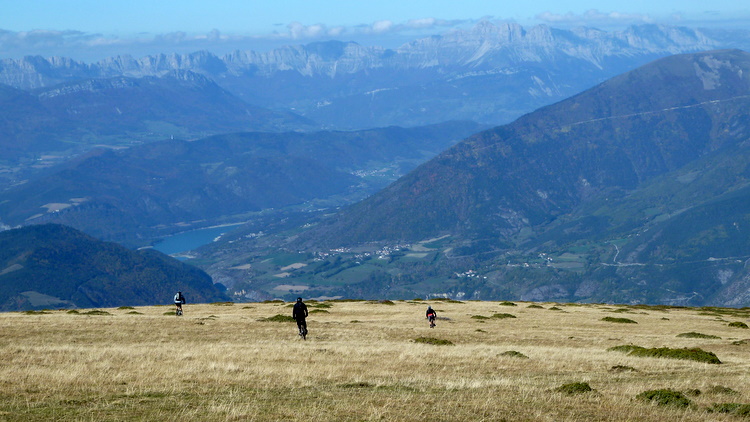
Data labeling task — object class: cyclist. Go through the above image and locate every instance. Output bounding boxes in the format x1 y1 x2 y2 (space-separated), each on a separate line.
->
174 291 186 315
426 305 437 328
292 297 309 339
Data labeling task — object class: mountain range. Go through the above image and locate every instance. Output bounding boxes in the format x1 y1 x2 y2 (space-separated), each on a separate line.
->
192 49 750 307
2 23 748 130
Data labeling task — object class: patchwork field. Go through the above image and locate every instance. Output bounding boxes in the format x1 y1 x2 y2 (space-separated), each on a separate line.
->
1 300 749 421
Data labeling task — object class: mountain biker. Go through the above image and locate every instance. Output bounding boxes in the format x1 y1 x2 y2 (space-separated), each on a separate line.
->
426 305 436 328
292 297 309 339
174 291 185 315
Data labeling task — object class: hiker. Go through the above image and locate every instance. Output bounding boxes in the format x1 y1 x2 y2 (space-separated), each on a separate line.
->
292 297 309 339
174 291 186 315
426 305 437 328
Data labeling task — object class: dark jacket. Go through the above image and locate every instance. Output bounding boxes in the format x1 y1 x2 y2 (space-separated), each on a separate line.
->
293 301 308 320
426 307 436 318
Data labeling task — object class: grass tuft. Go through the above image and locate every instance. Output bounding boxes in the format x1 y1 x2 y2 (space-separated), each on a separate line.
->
500 350 528 359
414 337 454 346
636 389 692 408
310 309 329 314
21 310 51 315
555 382 594 395
491 313 516 319
82 310 110 315
471 315 490 320
210 302 234 306
498 301 517 306
609 345 722 364
601 316 637 324
707 385 739 395
259 314 295 322
117 306 135 310
126 311 143 315
609 365 638 373
527 304 544 309
707 403 750 415
728 321 749 329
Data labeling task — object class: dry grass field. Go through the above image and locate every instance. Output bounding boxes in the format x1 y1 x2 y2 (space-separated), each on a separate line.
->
1 300 749 421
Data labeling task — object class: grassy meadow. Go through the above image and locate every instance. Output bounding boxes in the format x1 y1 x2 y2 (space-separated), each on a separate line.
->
1 300 749 421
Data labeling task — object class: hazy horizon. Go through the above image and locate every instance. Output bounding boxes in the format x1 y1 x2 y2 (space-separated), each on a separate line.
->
1 0 748 62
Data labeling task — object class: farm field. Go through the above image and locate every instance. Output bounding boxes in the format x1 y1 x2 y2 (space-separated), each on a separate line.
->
1 300 749 421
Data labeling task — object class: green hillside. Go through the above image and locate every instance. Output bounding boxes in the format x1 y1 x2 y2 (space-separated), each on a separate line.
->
0 224 228 311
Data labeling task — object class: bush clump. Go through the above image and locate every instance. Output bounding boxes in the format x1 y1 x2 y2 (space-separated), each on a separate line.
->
471 315 490 320
555 382 594 395
377 300 395 305
601 316 638 324
676 332 721 339
414 337 454 346
527 304 544 309
259 314 295 322
498 301 517 307
636 389 692 408
728 321 749 329
211 301 234 306
491 313 516 319
117 306 135 310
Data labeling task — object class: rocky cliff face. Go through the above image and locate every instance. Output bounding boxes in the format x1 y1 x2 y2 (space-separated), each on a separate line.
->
0 23 725 89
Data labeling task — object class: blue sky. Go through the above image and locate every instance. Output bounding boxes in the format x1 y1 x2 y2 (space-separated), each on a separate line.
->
1 0 748 61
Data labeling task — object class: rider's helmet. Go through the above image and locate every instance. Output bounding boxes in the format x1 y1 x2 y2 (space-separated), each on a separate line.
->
297 297 302 303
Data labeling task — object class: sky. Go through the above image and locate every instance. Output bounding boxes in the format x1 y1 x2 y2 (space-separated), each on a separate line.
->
1 0 748 62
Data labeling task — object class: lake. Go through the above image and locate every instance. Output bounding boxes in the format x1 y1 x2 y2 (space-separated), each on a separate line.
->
152 224 242 256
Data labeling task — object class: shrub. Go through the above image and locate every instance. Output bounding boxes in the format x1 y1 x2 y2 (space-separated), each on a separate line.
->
498 301 517 307
471 315 490 320
126 311 143 315
676 332 721 339
555 382 593 395
21 310 50 315
117 306 135 310
636 389 692 408
414 337 454 346
728 321 749 329
491 313 516 319
377 300 395 305
548 306 563 311
259 314 295 322
310 303 332 309
263 299 285 303
527 304 544 309
500 350 528 359
601 317 637 324
66 310 80 314
211 302 234 306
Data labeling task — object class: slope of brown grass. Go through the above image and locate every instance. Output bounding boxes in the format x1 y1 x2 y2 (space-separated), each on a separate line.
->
1 301 749 421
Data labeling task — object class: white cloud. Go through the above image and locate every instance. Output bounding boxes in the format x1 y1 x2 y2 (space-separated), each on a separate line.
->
536 9 654 27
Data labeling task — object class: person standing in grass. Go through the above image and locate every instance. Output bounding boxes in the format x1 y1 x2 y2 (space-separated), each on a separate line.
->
426 305 437 328
292 297 309 339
